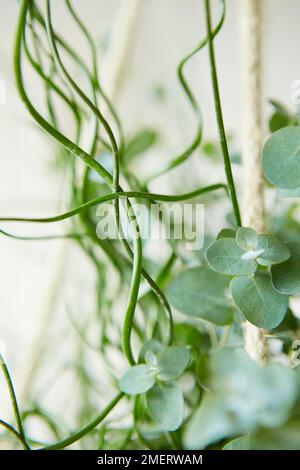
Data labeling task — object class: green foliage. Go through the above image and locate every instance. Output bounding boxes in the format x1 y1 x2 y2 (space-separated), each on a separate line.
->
203 227 291 327
119 365 155 395
271 242 300 295
206 238 257 275
146 382 184 432
230 272 288 328
236 227 258 250
268 99 295 133
119 345 189 431
125 129 158 162
184 349 297 449
262 126 300 189
256 234 290 266
168 267 234 325
155 346 190 381
2 0 300 453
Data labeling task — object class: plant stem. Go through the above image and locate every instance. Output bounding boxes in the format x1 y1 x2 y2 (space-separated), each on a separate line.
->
0 419 28 449
204 0 241 227
0 355 29 449
0 184 227 224
40 392 124 450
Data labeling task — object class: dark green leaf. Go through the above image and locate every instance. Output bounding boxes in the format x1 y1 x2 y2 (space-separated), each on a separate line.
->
217 228 236 239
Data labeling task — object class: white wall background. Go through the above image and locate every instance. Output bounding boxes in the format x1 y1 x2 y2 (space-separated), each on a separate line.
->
1 0 300 446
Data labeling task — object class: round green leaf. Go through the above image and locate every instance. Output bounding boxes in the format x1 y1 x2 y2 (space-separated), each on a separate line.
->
119 364 155 395
206 238 256 276
230 272 288 329
256 234 290 266
168 267 233 325
145 351 158 368
236 227 258 250
139 340 163 362
156 346 190 381
262 126 300 189
271 242 300 295
146 381 184 432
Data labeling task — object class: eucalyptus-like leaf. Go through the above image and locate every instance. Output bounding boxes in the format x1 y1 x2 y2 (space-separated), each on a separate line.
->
139 340 163 362
236 227 258 251
146 381 184 432
119 364 155 395
156 346 190 381
271 242 300 295
262 126 300 189
184 396 237 450
168 267 234 326
230 272 288 329
205 238 256 276
256 234 290 266
145 351 158 368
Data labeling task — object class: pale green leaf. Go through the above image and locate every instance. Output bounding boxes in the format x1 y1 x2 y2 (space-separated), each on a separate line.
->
236 227 258 251
205 238 256 276
146 382 184 432
119 364 155 395
139 340 163 362
156 346 190 381
262 126 300 189
125 129 158 161
145 351 158 368
168 267 234 326
271 242 300 295
184 396 237 449
256 234 290 266
230 272 288 328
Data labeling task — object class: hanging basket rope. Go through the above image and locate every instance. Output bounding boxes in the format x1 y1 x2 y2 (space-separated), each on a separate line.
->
240 0 268 364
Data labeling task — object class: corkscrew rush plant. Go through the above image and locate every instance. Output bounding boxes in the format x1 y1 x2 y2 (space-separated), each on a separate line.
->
1 0 300 450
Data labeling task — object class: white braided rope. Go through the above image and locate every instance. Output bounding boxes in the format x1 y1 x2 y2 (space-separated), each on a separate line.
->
240 0 268 364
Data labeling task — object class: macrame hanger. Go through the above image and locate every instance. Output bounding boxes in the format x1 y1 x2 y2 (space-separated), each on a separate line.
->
240 0 268 364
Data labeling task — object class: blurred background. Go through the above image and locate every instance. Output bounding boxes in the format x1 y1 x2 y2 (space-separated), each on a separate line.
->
1 0 300 448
